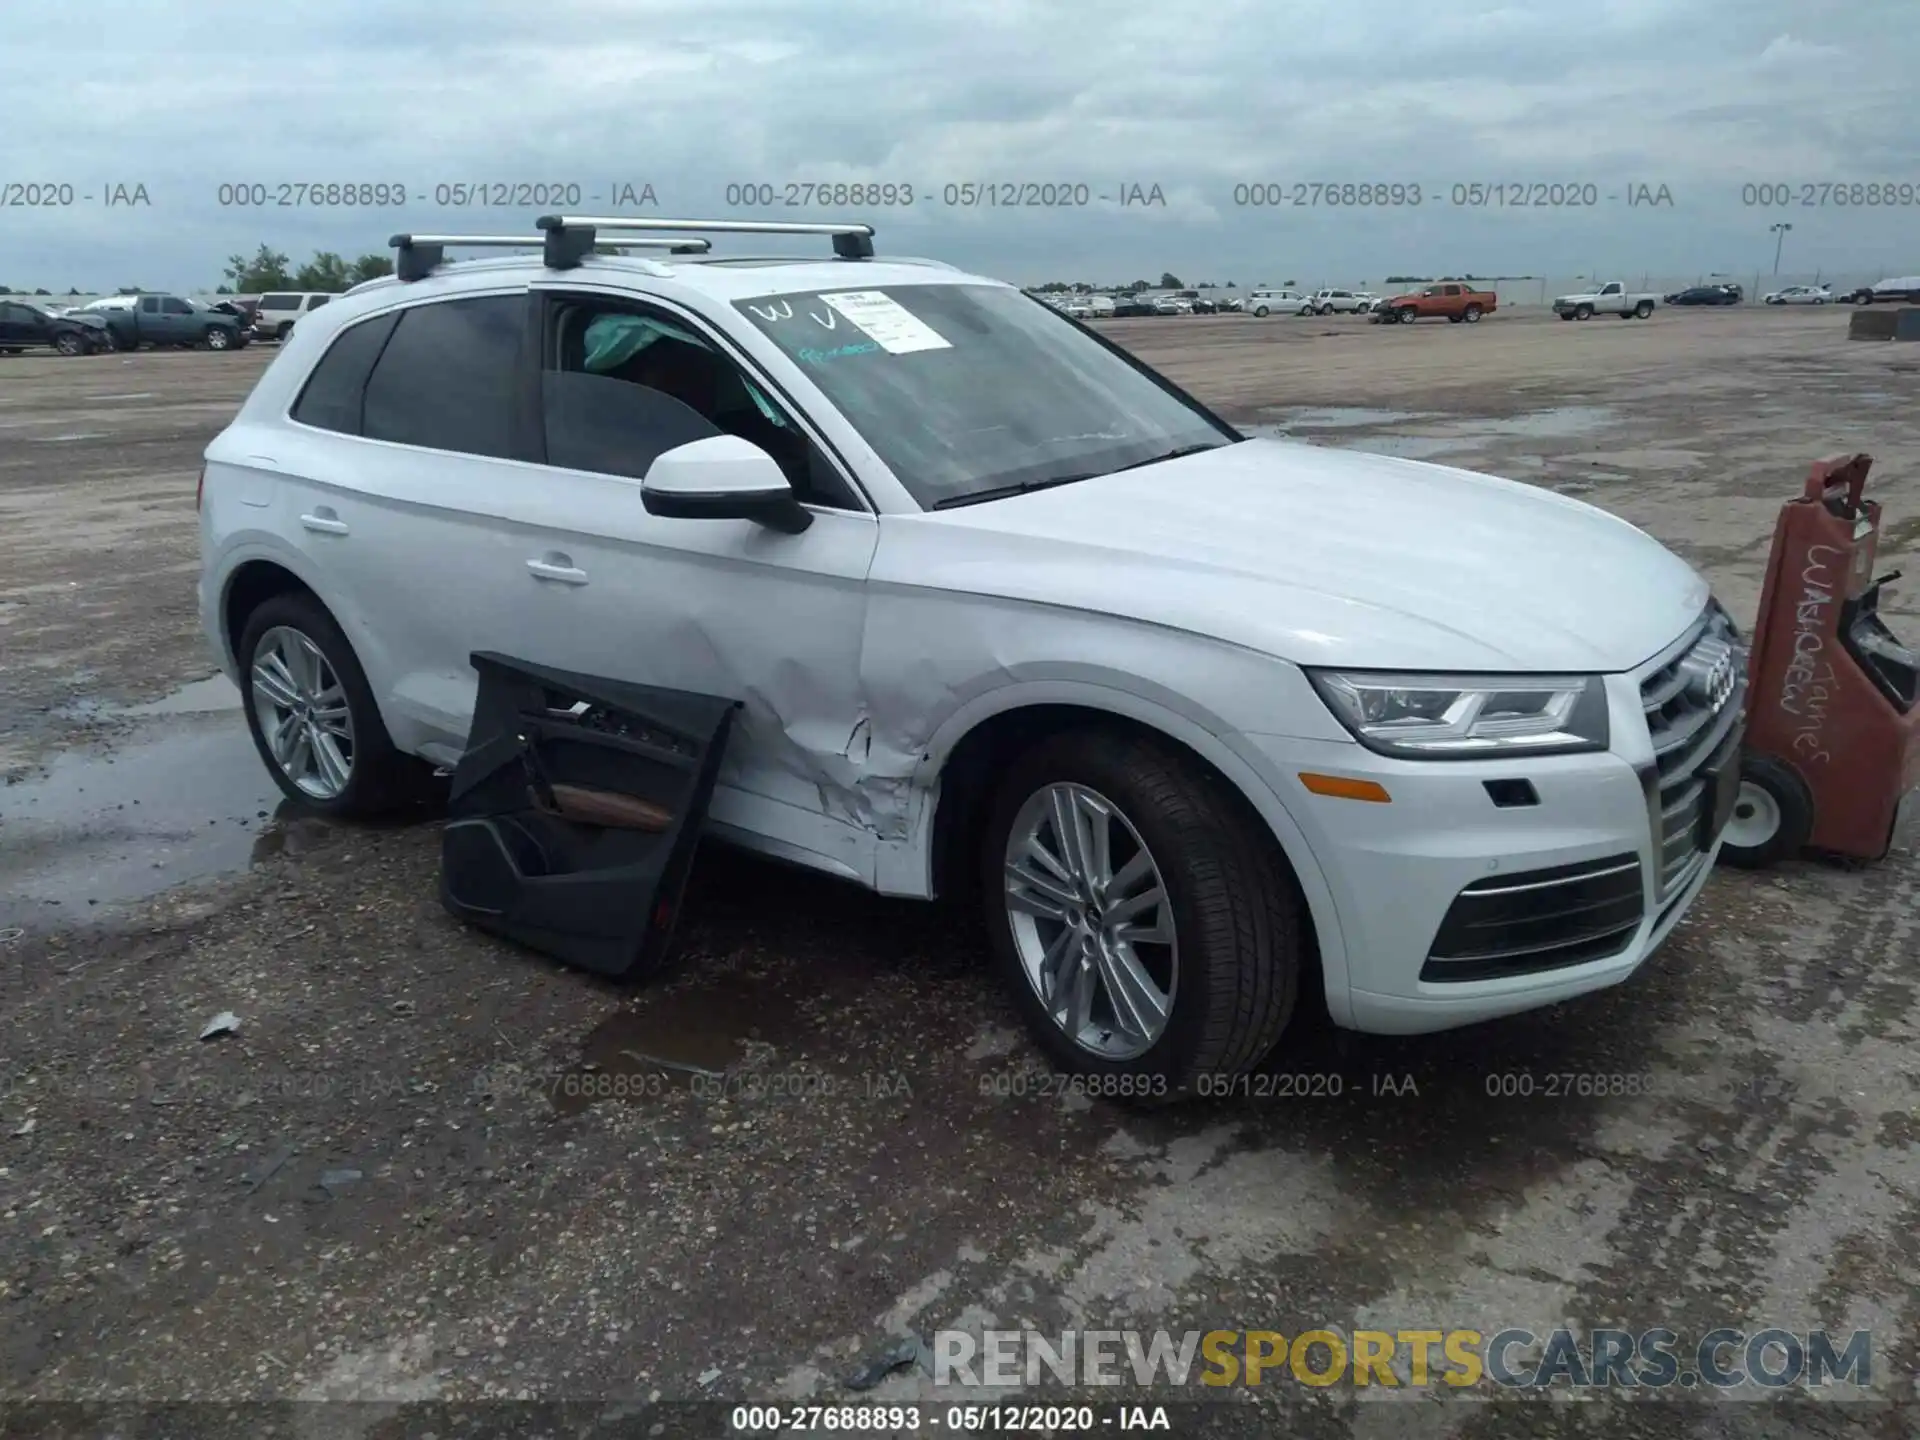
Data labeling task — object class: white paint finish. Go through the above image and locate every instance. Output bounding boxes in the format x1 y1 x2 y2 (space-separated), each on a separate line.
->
199 247 1728 1037
890 438 1708 672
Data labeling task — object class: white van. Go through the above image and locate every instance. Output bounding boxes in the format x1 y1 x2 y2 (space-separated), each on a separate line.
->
254 292 336 341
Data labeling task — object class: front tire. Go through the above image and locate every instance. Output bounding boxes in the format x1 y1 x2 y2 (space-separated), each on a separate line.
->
1398 308 1419 325
979 727 1300 1093
1575 304 1594 320
237 592 425 818
205 326 231 351
54 333 86 356
1717 753 1814 870
1253 305 1269 317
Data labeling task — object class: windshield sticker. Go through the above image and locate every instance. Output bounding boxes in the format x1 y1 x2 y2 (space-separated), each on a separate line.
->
818 291 952 354
796 342 881 366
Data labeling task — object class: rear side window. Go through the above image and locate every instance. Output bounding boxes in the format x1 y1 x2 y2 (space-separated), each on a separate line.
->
361 295 526 458
307 295 331 311
290 311 401 434
260 294 297 310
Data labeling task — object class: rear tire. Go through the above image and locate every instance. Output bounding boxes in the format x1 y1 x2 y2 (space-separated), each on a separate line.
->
1716 753 1814 870
1634 301 1654 318
237 592 429 819
1253 305 1269 317
1463 305 1482 322
978 727 1301 1096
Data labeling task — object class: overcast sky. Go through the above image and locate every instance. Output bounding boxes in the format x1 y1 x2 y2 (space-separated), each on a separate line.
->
2 0 1916 292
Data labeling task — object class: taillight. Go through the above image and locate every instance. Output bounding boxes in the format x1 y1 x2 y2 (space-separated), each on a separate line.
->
196 465 205 510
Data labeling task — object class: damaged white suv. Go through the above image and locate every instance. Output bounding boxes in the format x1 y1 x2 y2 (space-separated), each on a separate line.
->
199 216 1745 1089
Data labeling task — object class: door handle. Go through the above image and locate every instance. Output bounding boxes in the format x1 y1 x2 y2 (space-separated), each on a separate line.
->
299 511 348 535
526 558 588 585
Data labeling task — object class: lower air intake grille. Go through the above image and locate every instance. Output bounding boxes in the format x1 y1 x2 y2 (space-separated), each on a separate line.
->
1421 853 1644 983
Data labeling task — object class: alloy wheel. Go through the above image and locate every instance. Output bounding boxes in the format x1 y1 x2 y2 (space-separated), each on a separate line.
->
250 625 356 799
1003 782 1177 1060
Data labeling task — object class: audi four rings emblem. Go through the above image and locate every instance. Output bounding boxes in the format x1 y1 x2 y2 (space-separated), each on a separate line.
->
1683 641 1737 710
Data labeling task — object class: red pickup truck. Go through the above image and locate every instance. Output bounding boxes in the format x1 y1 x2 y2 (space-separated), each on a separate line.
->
1374 282 1497 325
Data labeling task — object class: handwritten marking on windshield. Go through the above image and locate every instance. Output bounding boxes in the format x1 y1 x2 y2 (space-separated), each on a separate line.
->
747 300 794 322
797 343 881 365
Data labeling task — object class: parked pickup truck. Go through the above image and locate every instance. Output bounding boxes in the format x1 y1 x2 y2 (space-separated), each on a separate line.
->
1552 282 1657 320
1375 282 1497 325
82 293 251 351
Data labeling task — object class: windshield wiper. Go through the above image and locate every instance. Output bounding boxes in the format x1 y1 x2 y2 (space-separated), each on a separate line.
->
1105 440 1235 474
929 440 1237 511
930 473 1098 510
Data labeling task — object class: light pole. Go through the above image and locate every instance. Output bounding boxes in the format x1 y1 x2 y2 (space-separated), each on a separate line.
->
1771 222 1792 276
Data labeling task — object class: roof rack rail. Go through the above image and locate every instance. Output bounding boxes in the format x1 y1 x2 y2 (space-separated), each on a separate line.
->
535 214 875 267
387 232 709 282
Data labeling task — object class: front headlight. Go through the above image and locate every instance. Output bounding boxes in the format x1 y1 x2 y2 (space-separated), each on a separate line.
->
1305 670 1610 758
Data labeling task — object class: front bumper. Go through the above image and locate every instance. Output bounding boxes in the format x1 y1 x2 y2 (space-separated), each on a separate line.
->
1246 612 1746 1033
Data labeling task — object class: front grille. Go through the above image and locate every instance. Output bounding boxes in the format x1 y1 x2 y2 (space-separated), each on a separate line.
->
1639 608 1746 905
1422 853 1644 982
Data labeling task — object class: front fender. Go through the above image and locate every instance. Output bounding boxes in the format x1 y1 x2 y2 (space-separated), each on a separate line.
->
871 668 1355 1024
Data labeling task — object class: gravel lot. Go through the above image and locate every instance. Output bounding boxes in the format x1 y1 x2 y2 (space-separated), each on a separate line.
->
2 305 1917 1437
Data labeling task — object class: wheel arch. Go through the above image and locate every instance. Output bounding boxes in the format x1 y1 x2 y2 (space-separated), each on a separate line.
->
221 557 326 670
916 690 1347 1024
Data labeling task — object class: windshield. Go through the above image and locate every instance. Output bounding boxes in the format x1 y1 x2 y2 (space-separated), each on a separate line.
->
733 283 1235 508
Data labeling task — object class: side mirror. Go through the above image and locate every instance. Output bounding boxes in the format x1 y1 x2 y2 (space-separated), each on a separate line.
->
641 434 813 534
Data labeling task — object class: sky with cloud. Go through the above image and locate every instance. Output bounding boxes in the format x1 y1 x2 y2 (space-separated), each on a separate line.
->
1 0 1915 291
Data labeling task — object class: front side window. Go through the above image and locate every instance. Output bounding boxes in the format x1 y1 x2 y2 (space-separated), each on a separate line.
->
361 294 525 458
733 284 1234 508
163 297 192 315
538 295 860 509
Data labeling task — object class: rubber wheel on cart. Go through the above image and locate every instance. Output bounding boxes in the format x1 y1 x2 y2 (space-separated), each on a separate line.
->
237 591 431 819
978 726 1300 1098
1717 753 1814 870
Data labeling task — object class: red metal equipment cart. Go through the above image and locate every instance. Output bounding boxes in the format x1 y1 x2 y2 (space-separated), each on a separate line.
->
1721 454 1920 867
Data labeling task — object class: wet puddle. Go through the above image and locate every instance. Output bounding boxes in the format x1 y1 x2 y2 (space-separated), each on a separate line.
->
1255 405 1619 463
0 676 343 930
551 973 832 1116
1263 407 1435 429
